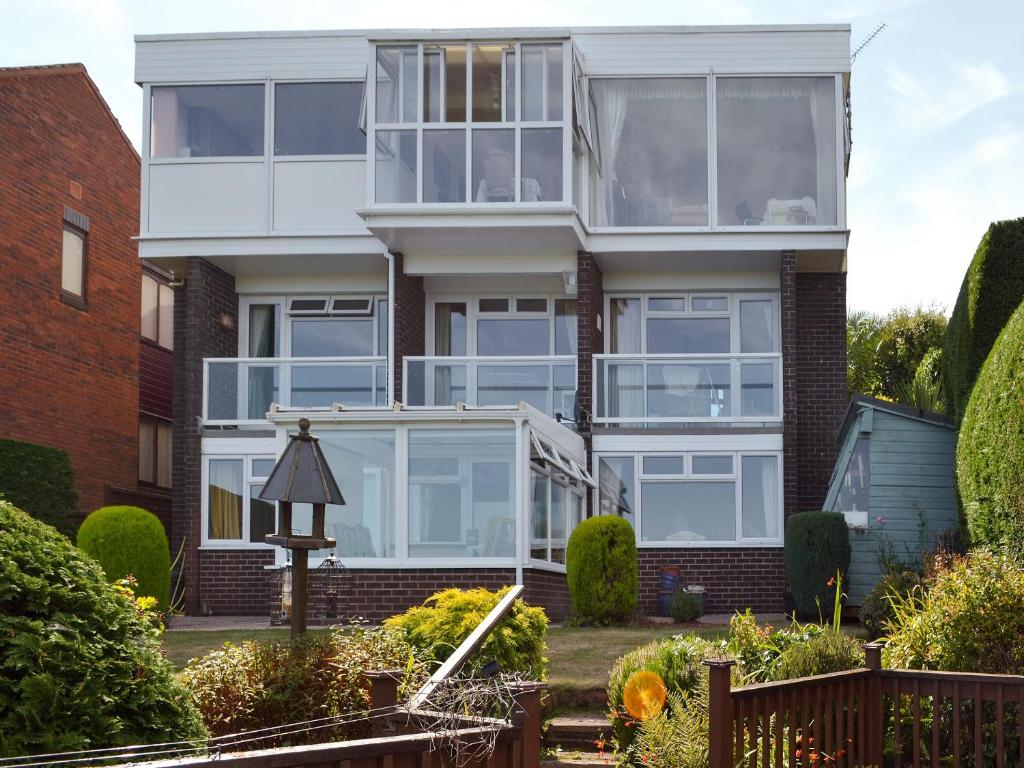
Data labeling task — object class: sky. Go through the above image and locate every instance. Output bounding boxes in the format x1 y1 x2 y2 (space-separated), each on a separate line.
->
2 0 1022 315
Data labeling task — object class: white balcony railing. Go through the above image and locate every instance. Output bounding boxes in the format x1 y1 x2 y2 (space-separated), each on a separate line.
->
593 353 782 425
204 357 387 425
403 356 577 420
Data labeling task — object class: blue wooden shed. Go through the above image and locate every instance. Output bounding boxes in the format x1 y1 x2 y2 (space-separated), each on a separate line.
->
824 395 958 606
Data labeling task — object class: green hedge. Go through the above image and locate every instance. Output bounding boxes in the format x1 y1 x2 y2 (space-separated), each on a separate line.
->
0 500 205 757
784 512 850 618
0 438 78 537
943 217 1024 421
384 586 548 679
957 300 1024 547
77 506 171 610
565 515 638 625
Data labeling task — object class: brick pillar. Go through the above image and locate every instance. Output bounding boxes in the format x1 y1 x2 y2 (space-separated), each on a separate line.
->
795 271 847 511
172 258 238 614
577 251 604 513
391 252 425 404
780 250 799 520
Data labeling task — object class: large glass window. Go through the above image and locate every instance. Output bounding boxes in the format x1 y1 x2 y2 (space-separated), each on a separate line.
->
591 78 708 226
274 82 365 156
139 416 172 488
291 431 397 558
596 451 782 544
408 429 516 558
150 85 264 158
717 77 837 226
291 319 373 357
142 272 174 349
372 41 566 204
208 459 243 539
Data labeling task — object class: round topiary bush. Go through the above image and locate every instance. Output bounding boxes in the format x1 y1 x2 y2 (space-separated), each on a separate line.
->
669 591 702 623
784 512 850 619
0 500 205 757
566 514 638 625
957 300 1024 548
77 505 171 610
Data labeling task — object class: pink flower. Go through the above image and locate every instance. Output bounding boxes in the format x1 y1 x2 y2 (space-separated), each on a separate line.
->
875 516 885 525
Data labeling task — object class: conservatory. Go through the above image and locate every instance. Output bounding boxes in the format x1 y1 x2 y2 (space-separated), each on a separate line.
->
258 402 594 578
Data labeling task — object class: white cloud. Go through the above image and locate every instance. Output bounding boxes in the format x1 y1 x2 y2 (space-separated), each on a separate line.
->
885 59 1013 129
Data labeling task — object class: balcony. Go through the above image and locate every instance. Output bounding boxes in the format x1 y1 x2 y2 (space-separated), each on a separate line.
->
204 357 387 425
593 354 782 426
403 356 576 420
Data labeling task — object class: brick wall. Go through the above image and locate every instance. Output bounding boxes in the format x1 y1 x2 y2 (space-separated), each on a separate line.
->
795 272 847 512
638 548 786 614
198 549 276 616
173 258 238 614
0 65 140 519
140 341 173 420
781 251 799 519
392 252 425 403
522 568 571 622
576 251 604 511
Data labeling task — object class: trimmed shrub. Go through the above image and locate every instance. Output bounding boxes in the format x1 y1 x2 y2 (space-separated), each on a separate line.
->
0 500 205 757
669 591 702 623
565 514 638 625
0 438 78 537
181 627 422 745
77 506 171 610
384 586 548 679
957 300 1024 548
859 570 922 639
784 512 850 618
773 631 864 680
943 217 1024 421
883 549 1024 674
607 634 720 758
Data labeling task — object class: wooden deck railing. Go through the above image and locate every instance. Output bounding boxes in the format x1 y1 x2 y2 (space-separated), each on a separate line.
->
708 643 1024 768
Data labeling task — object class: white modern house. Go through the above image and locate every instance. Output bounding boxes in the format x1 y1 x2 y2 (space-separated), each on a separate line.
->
135 24 851 619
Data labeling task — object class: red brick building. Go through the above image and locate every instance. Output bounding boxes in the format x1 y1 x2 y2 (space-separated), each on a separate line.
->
0 64 158 523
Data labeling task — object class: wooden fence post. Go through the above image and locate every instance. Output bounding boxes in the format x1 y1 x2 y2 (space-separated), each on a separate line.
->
509 682 546 768
864 642 885 766
705 659 737 768
367 670 403 736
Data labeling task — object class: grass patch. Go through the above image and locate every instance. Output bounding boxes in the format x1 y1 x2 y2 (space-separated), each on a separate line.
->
163 628 328 668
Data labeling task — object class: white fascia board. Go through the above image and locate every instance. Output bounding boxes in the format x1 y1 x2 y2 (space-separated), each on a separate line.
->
602 270 780 291
201 436 278 455
592 432 783 453
137 234 387 259
585 229 850 254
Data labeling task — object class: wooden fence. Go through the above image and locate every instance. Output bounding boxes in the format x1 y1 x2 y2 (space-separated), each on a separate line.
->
708 643 1024 768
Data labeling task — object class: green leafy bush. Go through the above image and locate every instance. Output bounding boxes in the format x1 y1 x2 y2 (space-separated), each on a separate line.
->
773 631 864 680
873 306 947 401
669 591 702 623
0 438 78 537
859 570 922 639
633 687 710 768
565 515 638 625
607 634 720 757
726 610 827 683
884 548 1024 674
77 505 171 610
957 301 1024 548
0 500 205 757
181 627 422 745
784 512 850 618
384 586 548 679
943 217 1024 421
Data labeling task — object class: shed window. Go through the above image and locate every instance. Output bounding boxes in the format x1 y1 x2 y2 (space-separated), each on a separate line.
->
834 437 870 517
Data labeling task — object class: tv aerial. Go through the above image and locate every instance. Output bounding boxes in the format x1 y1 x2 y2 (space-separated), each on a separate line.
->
851 23 887 64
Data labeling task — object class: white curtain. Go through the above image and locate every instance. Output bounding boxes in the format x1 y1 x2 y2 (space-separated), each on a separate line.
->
247 305 276 420
592 78 706 226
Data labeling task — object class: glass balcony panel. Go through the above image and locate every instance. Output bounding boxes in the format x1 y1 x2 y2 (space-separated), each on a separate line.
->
375 130 417 203
291 365 375 408
472 129 515 202
647 362 731 419
206 361 240 421
521 128 562 202
423 129 467 202
432 363 468 406
246 365 280 420
553 363 576 420
741 361 777 416
477 364 549 412
607 362 644 418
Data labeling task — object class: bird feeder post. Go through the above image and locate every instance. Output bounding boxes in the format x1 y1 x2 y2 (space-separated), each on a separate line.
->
259 417 345 639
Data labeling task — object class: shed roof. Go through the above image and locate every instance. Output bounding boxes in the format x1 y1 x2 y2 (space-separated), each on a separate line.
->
837 394 955 444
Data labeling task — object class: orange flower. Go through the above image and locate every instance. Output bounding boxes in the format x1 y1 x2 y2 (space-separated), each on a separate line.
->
622 670 668 721
827 576 836 588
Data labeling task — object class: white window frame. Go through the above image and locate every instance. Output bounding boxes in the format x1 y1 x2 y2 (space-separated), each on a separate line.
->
367 39 573 207
271 79 367 161
528 452 585 570
240 294 388 358
201 451 278 548
427 293 577 357
593 449 784 547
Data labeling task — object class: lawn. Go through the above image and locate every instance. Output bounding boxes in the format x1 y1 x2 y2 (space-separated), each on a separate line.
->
162 624 725 693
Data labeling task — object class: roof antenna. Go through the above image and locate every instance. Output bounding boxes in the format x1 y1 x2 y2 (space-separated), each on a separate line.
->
851 23 887 64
